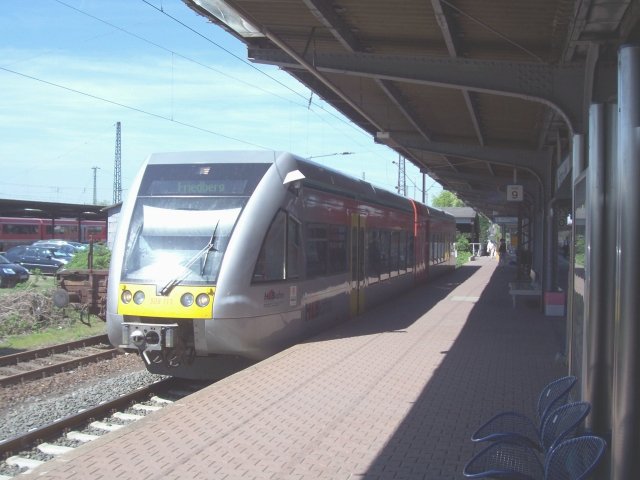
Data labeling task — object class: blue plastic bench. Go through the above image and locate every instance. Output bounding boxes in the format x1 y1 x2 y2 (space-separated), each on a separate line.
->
463 435 607 480
471 376 577 449
472 401 590 454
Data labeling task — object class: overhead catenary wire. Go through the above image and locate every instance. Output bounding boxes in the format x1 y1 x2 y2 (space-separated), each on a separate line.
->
138 0 396 157
53 0 367 140
52 0 302 107
81 1 401 160
2 1 412 201
48 0 388 162
0 65 270 150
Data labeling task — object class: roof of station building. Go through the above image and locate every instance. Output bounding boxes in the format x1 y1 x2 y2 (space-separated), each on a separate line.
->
0 198 108 220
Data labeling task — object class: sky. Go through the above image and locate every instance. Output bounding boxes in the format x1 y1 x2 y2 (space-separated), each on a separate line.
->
0 0 442 206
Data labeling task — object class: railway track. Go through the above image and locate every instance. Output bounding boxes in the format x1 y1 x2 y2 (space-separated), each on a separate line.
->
0 377 206 478
0 334 119 387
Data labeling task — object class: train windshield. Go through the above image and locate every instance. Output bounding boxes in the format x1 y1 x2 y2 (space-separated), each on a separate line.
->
120 162 270 287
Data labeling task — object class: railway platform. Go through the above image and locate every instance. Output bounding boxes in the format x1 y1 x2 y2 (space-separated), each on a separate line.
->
21 256 567 479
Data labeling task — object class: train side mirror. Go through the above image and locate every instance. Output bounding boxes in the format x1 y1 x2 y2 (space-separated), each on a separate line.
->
283 169 305 185
283 170 305 195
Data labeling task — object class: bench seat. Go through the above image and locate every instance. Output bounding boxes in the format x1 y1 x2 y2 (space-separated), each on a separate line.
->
508 271 541 308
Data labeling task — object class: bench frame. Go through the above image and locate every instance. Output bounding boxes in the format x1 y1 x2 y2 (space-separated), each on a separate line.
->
508 270 541 308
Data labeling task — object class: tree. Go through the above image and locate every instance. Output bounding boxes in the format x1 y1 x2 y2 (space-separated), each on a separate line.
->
478 214 491 244
455 232 471 252
431 190 465 207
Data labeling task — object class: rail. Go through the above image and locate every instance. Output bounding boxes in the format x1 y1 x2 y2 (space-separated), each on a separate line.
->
0 378 178 457
0 334 109 366
0 335 119 387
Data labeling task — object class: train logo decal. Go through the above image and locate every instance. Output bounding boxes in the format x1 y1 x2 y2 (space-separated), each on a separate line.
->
264 289 285 307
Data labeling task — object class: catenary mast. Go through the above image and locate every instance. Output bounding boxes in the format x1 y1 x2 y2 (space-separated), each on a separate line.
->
113 121 122 203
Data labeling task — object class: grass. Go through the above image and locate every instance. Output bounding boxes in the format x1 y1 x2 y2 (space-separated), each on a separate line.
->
0 272 55 297
0 273 107 352
0 321 106 351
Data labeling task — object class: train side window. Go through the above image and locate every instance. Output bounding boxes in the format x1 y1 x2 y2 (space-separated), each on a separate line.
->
303 222 348 278
367 229 380 284
406 232 414 271
3 224 38 235
305 223 328 277
390 230 400 277
398 230 406 274
432 234 437 265
253 210 286 282
429 233 436 265
327 225 347 274
379 230 390 280
287 216 301 279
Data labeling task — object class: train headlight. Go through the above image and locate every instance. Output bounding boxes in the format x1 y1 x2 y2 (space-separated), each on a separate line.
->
121 290 132 304
196 293 210 307
181 292 194 307
133 291 145 305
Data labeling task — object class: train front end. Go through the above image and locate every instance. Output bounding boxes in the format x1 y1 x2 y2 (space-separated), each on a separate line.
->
107 152 272 378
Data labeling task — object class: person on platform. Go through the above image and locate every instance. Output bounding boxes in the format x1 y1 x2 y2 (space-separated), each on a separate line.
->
486 240 496 258
498 238 507 265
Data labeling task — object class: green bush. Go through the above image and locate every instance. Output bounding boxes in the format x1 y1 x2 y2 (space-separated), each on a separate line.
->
455 232 471 253
65 244 111 269
456 250 472 267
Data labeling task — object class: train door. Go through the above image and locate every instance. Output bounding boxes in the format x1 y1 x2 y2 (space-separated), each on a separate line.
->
350 214 366 316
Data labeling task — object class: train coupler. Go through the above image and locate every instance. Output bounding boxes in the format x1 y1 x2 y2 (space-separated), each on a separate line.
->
120 322 196 368
121 322 179 350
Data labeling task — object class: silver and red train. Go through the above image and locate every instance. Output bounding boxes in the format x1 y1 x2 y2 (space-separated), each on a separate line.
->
107 151 455 379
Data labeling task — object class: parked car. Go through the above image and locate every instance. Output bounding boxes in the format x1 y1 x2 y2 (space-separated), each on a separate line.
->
32 241 78 257
0 254 30 287
3 245 68 275
33 239 87 251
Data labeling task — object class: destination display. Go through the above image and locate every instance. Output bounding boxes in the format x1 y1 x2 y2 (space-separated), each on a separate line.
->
139 163 270 196
148 179 248 195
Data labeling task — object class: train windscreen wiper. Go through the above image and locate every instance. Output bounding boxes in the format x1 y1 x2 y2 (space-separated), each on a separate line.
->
200 223 219 276
159 221 219 296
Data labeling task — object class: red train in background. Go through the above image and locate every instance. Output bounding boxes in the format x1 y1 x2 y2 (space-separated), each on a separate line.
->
0 216 107 252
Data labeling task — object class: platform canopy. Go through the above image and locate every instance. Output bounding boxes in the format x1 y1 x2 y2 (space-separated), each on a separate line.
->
0 198 107 220
184 0 638 219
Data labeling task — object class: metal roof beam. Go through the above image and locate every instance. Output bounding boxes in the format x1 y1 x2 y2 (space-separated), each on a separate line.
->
302 0 363 52
375 80 433 143
299 2 459 172
431 0 460 55
274 5 453 172
376 131 549 180
431 0 485 146
441 171 538 189
248 48 605 133
462 91 485 146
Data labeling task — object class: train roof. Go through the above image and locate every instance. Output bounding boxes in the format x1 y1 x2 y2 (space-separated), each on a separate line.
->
145 150 282 165
426 205 456 220
144 150 455 219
